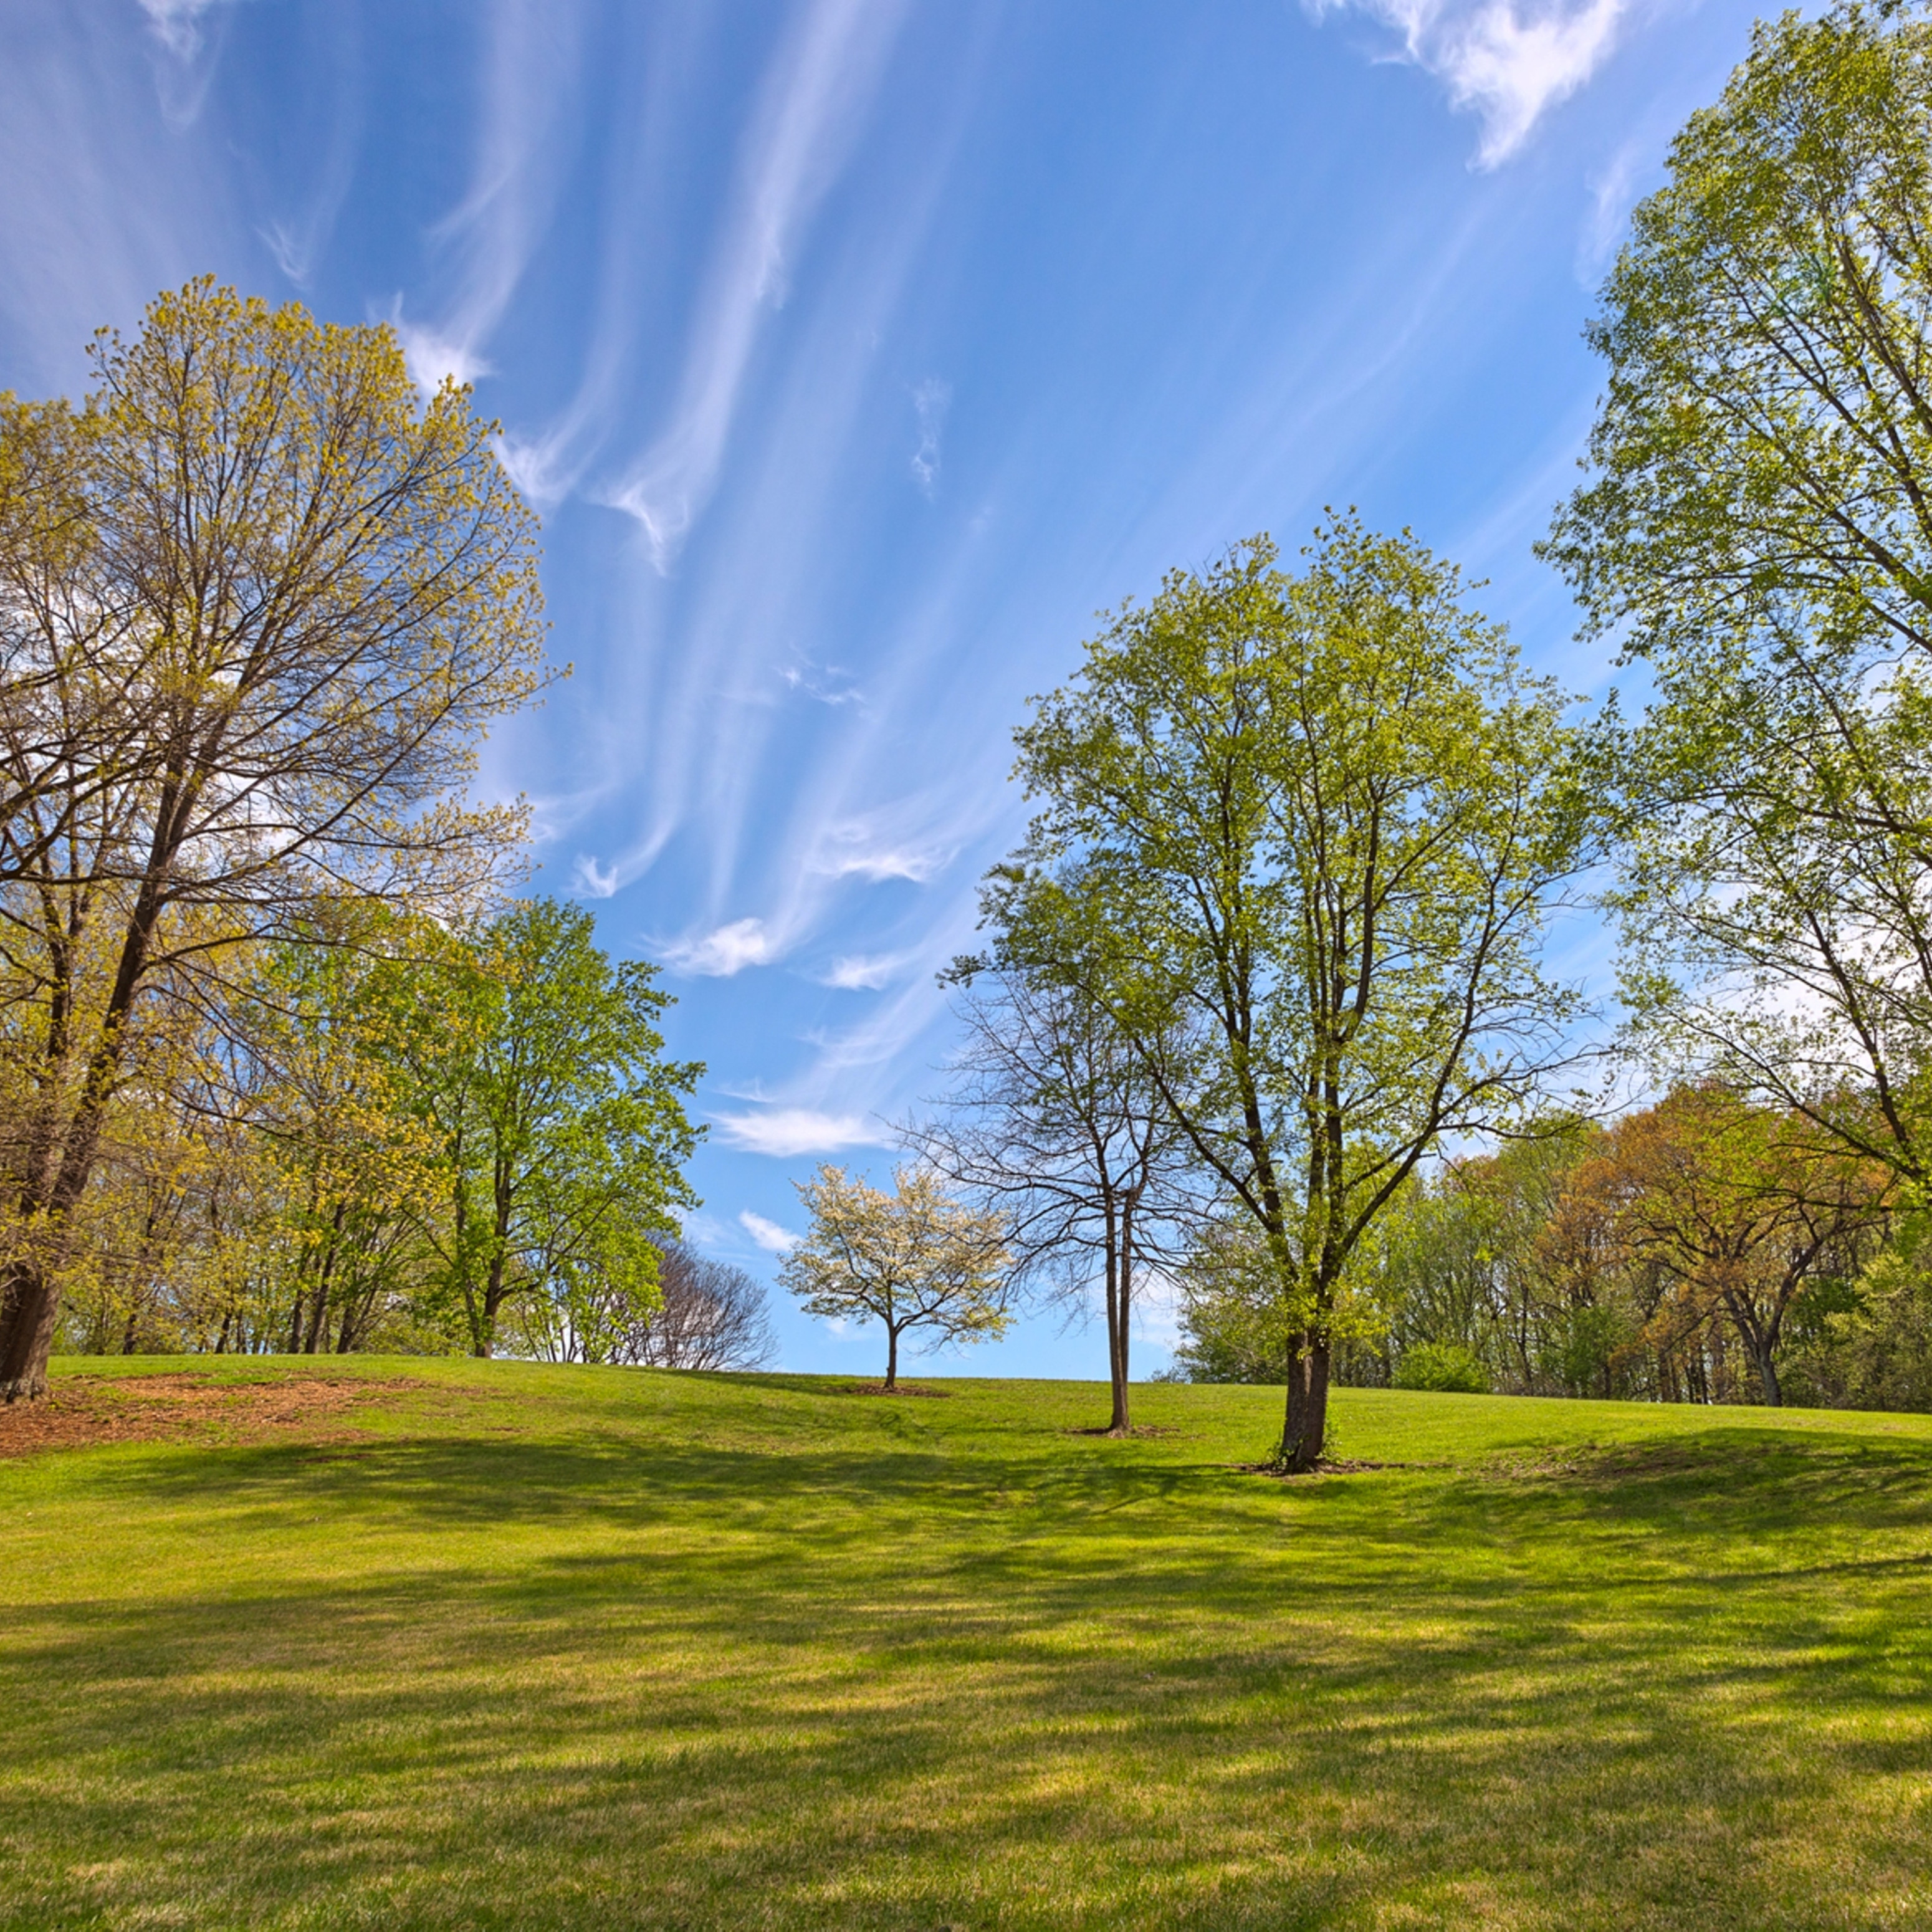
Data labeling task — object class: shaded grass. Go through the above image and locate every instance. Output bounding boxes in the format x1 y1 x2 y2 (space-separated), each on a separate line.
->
4 1361 1931 1929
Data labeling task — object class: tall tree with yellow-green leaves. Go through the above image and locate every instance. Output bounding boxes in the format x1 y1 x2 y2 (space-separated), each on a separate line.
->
985 523 1593 1468
1544 1 1932 1188
0 280 549 1400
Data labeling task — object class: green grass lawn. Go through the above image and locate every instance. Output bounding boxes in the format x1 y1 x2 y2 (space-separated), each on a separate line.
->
4 1359 1930 1931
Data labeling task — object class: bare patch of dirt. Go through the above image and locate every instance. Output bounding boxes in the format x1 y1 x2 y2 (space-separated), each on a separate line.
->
0 1374 424 1458
838 1381 952 1399
1068 1424 1180 1438
1238 1456 1397 1478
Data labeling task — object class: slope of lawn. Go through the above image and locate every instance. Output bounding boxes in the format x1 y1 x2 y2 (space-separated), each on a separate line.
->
2 1358 1930 1931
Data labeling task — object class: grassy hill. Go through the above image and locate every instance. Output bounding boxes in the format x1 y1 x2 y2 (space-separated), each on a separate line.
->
2 1360 1929 1931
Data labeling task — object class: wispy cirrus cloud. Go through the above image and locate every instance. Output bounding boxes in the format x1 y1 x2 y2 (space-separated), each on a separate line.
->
136 0 247 126
136 0 239 61
1311 0 1628 166
816 845 949 884
820 952 913 991
739 1209 801 1253
662 917 782 977
909 377 950 496
573 855 621 899
1577 133 1646 279
782 656 864 707
712 1107 892 1158
810 810 956 884
396 0 586 392
605 0 908 567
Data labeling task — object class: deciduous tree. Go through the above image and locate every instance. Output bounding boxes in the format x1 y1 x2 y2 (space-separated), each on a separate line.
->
1582 1087 1891 1406
911 967 1197 1433
0 280 549 1399
780 1165 1010 1390
391 897 702 1358
988 522 1591 1466
1544 1 1932 1186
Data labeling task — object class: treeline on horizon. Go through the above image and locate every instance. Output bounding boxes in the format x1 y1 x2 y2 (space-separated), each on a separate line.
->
8 5 1932 1466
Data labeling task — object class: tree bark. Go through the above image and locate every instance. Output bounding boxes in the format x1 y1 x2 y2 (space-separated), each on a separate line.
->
0 1259 64 1402
884 1323 899 1392
1106 1200 1132 1435
1281 1334 1332 1471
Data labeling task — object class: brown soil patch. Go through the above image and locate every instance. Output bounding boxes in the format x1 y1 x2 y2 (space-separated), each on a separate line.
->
1238 1456 1397 1478
839 1380 952 1399
0 1374 423 1458
1068 1424 1180 1438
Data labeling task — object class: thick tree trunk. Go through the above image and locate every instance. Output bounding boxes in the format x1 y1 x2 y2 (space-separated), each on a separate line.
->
884 1324 899 1392
1726 1293 1784 1407
1282 1335 1308 1465
1281 1335 1332 1471
477 1250 507 1359
0 847 168 1400
0 1076 125 1398
0 1260 64 1402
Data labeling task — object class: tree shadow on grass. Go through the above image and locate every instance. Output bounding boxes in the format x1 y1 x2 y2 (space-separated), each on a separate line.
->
6 1427 1932 1928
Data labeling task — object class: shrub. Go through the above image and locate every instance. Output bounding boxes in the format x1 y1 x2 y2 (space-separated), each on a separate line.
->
1393 1341 1490 1393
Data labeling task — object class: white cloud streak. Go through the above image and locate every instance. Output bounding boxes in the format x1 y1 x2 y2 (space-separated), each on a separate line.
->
712 1107 894 1158
396 0 586 392
573 855 620 899
136 0 238 62
136 0 247 128
1578 134 1644 279
739 1210 801 1253
810 809 957 884
662 917 782 977
256 13 362 289
604 0 908 567
909 376 950 495
821 952 912 991
1313 0 1627 166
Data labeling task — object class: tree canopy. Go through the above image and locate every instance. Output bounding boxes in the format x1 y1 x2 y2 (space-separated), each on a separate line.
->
982 519 1592 1465
780 1165 1010 1391
0 280 549 1399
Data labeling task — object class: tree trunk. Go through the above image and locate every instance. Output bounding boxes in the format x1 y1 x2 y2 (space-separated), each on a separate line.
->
1741 1318 1782 1406
0 871 168 1400
1282 1334 1308 1466
884 1323 899 1392
1725 1292 1784 1407
0 1259 64 1402
478 1250 507 1359
1281 1334 1332 1471
1107 1205 1132 1435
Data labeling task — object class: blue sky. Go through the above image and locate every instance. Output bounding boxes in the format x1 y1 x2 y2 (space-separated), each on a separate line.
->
4 0 1764 1377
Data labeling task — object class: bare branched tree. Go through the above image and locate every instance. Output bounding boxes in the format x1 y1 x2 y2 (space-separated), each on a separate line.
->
907 966 1200 1433
631 1243 777 1371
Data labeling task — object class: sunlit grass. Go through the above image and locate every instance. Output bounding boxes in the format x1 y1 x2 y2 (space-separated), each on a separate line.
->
4 1359 1930 1929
